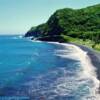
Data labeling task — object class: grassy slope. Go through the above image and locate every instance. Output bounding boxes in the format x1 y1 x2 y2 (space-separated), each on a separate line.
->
61 35 100 51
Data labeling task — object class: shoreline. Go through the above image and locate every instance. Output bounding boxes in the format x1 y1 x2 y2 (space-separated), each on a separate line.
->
29 40 100 93
74 43 100 92
44 41 100 80
75 44 100 80
32 40 100 82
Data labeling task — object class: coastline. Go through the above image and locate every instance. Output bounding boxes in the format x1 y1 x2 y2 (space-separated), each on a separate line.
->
31 40 100 82
28 39 100 95
76 44 100 80
32 40 100 82
47 41 100 96
73 43 100 92
43 41 100 80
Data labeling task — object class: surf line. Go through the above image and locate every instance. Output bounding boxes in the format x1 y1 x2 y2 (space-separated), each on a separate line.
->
49 42 100 99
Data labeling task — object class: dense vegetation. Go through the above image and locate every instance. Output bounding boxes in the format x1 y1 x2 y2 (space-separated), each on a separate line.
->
25 4 100 50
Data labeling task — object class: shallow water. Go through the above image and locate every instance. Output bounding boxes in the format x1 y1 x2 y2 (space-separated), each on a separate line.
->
0 35 99 100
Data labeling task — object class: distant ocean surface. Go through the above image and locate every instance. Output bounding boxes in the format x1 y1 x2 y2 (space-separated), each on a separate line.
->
0 35 99 100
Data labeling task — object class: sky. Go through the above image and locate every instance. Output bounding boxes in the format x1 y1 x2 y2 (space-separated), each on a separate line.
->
0 0 100 35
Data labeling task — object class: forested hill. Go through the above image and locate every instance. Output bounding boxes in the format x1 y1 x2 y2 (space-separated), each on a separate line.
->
25 4 100 43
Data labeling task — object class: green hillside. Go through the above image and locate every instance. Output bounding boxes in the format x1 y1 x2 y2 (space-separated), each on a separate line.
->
25 4 100 50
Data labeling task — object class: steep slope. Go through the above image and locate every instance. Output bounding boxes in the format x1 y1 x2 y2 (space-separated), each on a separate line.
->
25 4 100 43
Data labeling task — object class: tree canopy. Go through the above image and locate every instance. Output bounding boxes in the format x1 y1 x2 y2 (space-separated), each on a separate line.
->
25 4 100 43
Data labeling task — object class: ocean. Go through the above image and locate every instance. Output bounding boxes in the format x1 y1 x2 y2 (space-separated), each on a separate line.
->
0 35 99 100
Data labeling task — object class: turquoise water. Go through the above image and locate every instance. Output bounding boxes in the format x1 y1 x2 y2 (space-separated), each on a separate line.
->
0 35 99 100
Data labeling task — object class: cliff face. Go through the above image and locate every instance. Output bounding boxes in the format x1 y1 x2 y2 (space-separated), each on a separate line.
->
25 4 100 42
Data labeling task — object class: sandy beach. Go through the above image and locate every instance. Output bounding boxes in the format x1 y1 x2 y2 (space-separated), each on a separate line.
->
78 45 100 79
75 44 100 93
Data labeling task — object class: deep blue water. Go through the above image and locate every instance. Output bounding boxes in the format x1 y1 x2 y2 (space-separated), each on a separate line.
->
0 35 99 100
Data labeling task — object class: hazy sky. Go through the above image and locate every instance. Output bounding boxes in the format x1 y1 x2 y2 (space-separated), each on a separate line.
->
0 0 100 34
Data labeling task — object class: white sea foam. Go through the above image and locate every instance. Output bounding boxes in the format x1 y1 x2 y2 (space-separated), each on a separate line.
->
53 43 100 100
12 35 23 39
18 35 23 38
